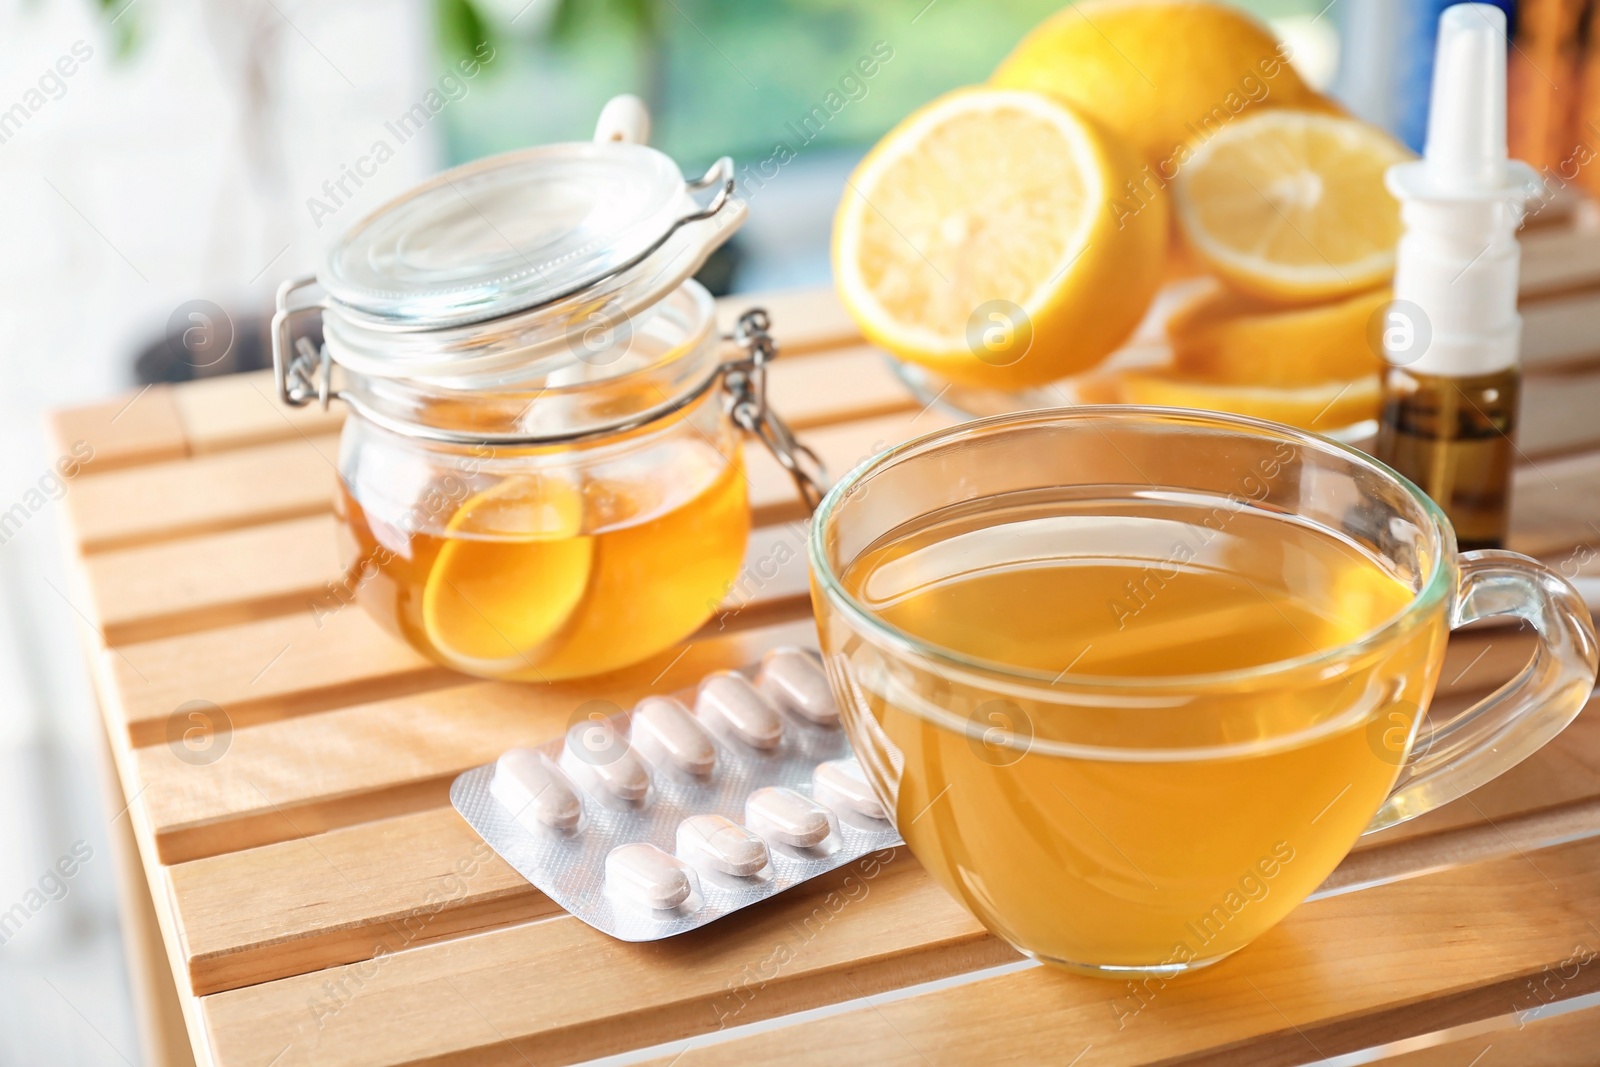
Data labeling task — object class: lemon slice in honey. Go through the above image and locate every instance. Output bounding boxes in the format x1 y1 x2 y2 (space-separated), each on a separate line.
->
422 473 594 677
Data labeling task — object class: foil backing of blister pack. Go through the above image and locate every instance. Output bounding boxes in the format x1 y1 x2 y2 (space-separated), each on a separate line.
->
450 650 903 942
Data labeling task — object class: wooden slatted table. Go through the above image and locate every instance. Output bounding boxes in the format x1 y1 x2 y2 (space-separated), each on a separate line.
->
50 226 1600 1065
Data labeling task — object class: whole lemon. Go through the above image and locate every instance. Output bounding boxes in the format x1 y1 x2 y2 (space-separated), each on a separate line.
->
991 0 1319 175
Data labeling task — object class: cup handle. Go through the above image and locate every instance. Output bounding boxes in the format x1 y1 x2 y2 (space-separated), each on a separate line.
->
1366 550 1600 834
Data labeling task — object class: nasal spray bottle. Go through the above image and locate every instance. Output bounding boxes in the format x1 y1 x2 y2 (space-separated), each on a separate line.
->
1374 3 1540 550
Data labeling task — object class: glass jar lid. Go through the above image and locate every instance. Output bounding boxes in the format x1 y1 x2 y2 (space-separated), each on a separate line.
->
286 97 745 386
321 140 698 329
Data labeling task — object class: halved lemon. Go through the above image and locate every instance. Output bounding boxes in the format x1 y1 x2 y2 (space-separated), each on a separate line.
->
421 473 593 677
832 87 1168 389
1116 370 1380 431
1168 285 1390 386
1173 109 1411 303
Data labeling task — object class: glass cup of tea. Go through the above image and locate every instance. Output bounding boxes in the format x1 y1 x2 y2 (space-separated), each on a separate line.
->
808 407 1598 978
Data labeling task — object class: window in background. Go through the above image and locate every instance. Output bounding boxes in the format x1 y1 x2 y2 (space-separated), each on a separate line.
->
433 0 1334 291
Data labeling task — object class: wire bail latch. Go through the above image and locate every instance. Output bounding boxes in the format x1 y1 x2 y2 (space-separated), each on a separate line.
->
722 309 828 512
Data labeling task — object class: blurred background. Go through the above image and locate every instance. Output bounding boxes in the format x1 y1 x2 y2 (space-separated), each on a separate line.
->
0 0 1588 1060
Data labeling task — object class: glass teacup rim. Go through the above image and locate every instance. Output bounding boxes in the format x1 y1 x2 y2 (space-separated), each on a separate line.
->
807 405 1456 695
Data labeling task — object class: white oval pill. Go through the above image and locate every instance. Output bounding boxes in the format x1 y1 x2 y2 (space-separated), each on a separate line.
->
606 843 695 910
677 814 769 876
696 672 783 750
565 721 650 801
813 758 886 821
746 786 831 847
490 748 582 832
757 648 839 726
631 696 717 776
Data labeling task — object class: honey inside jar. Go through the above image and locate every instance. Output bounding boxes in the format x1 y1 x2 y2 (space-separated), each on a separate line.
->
338 419 748 681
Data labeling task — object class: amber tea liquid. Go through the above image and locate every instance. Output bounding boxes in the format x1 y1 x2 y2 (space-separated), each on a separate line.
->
837 488 1446 969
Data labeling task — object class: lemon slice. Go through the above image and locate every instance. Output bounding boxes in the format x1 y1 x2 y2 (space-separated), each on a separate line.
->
1117 370 1380 431
832 87 1168 389
1173 110 1412 303
422 473 594 676
1168 285 1390 386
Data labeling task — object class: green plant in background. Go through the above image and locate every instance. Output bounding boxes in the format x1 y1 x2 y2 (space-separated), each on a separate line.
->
77 0 1331 169
436 0 496 67
87 0 139 56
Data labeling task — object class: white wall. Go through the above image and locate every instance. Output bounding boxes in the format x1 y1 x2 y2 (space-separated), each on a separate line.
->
0 1 438 1060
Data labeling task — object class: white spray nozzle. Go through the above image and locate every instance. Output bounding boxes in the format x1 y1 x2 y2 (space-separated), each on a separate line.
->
1384 2 1538 377
1424 4 1509 192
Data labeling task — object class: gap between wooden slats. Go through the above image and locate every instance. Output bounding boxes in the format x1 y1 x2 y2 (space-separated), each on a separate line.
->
70 394 925 645
196 834 1600 1067
164 619 816 993
134 623 1531 864
138 606 816 865
60 345 918 556
630 836 1600 1067
1343 1000 1600 1067
45 288 864 477
99 516 814 749
53 268 1600 1062
162 682 1600 1000
91 409 952 753
90 452 1592 761
148 626 1576 999
64 372 1600 647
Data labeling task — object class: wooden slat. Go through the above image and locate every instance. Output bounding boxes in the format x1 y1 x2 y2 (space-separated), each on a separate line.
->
1384 1003 1600 1066
102 607 451 747
134 608 813 864
46 383 188 474
1360 690 1600 851
161 620 816 992
101 513 814 747
1522 372 1600 457
153 633 1589 997
766 345 912 429
170 371 343 455
173 807 561 997
1328 791 1600 899
76 406 950 661
1508 451 1600 557
200 846 1017 1067
1521 221 1600 297
715 287 861 355
65 435 340 553
665 836 1600 1067
45 269 1600 1067
1523 290 1600 371
84 514 341 645
64 345 916 564
71 391 1589 652
57 290 863 481
118 614 1529 863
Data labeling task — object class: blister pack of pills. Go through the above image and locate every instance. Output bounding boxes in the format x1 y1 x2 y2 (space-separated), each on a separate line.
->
450 647 903 941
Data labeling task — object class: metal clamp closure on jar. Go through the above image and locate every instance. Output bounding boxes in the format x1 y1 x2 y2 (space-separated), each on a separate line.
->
273 302 826 508
270 93 826 509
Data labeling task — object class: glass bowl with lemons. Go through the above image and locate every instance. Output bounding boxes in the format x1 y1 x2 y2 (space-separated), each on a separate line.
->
831 0 1411 442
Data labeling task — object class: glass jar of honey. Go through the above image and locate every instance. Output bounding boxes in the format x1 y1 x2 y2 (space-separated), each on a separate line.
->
271 98 821 682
